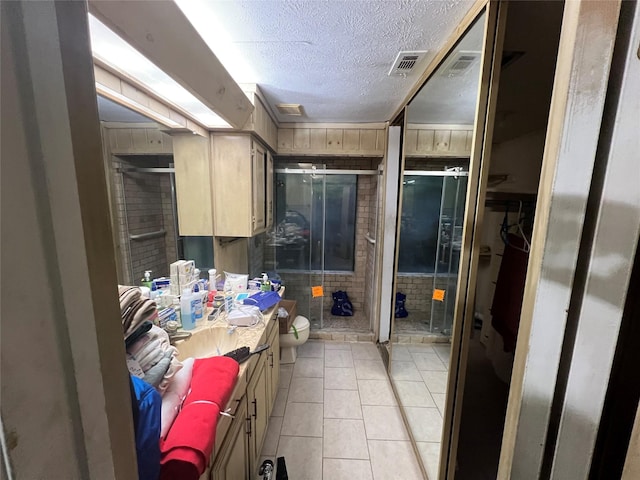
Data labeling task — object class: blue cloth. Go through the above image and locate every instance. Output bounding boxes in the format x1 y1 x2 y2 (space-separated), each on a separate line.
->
131 375 161 480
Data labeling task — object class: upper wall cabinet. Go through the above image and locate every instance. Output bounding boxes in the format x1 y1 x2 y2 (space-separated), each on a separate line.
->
211 134 273 237
105 126 174 155
404 124 473 157
277 124 387 156
173 133 213 236
241 90 278 152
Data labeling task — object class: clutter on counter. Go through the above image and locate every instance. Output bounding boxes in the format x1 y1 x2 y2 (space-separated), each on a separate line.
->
120 263 286 480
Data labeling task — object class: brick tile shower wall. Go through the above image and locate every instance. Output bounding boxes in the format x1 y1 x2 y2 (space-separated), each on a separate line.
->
111 156 176 285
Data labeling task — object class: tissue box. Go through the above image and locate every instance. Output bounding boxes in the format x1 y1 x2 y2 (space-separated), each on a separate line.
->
170 260 194 277
278 299 297 334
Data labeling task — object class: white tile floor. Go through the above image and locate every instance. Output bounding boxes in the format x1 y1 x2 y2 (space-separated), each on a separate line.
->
389 343 451 480
259 340 425 480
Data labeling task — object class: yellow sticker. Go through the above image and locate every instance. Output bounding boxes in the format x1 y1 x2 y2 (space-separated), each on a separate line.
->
311 286 324 298
433 289 445 302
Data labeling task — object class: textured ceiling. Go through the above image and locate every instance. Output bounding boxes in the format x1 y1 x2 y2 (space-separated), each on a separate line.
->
176 0 475 124
407 12 484 125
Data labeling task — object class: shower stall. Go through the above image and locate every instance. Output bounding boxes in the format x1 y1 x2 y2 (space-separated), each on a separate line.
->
264 164 380 333
395 166 468 335
110 155 214 286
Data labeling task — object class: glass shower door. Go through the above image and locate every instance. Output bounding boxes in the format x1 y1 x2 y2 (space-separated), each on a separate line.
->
271 169 325 328
431 170 468 334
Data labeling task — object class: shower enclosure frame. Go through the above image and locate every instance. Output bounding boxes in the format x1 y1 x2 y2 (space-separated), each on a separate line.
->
272 165 379 331
401 167 469 334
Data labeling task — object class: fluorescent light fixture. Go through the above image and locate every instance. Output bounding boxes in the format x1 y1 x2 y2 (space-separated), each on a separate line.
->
88 15 231 128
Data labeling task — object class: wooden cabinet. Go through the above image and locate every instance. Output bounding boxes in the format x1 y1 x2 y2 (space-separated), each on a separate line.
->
209 319 280 479
246 351 269 476
210 398 249 480
173 133 213 236
241 90 278 152
266 323 280 413
277 124 386 156
404 124 473 157
211 134 274 237
104 126 174 155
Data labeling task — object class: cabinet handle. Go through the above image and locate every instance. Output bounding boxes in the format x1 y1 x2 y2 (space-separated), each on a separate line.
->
246 416 252 435
252 398 257 418
269 352 274 367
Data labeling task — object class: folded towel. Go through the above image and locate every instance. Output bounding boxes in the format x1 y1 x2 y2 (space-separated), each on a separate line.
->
145 351 173 388
125 321 153 350
161 358 195 438
119 286 141 315
160 356 239 480
127 326 183 394
122 298 145 333
126 298 159 338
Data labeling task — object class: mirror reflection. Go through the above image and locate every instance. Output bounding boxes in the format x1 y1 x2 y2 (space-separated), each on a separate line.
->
389 12 485 479
96 95 215 286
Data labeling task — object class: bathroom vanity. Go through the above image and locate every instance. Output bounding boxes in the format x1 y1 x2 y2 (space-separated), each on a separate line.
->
173 305 281 480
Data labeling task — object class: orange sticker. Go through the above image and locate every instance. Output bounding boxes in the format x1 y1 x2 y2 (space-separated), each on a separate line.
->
433 289 445 302
311 286 324 298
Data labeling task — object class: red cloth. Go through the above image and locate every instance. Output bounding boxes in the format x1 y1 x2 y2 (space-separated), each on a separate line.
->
491 234 529 352
160 356 239 480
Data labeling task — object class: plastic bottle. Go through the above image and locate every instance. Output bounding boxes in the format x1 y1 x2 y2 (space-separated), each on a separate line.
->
141 270 153 289
180 288 197 330
260 272 271 292
208 269 217 295
194 289 204 321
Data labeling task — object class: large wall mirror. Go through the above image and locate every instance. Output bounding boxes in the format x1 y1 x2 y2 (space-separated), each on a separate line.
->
96 95 215 286
388 7 493 480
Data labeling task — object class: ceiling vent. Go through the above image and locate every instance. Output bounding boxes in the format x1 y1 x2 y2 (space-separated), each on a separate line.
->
388 51 427 76
441 51 481 77
275 104 304 116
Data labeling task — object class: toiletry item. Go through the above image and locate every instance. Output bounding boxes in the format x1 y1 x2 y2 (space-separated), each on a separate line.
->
224 291 234 313
208 269 217 295
142 270 153 289
213 295 224 309
180 288 198 330
193 289 204 321
260 273 271 292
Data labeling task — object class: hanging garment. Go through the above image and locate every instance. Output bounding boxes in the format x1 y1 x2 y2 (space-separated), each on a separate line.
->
395 292 409 318
331 290 354 316
491 233 529 352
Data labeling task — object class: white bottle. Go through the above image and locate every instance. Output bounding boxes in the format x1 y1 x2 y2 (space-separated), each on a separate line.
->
208 269 217 293
180 288 197 330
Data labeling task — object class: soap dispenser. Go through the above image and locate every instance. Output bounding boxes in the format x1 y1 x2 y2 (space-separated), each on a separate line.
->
260 273 271 292
141 270 153 289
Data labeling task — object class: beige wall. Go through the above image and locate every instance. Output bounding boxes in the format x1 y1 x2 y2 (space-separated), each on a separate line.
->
1 2 136 478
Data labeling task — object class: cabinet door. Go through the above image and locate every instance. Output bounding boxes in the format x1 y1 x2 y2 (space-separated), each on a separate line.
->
266 325 280 413
252 141 266 233
247 354 269 475
210 399 249 480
